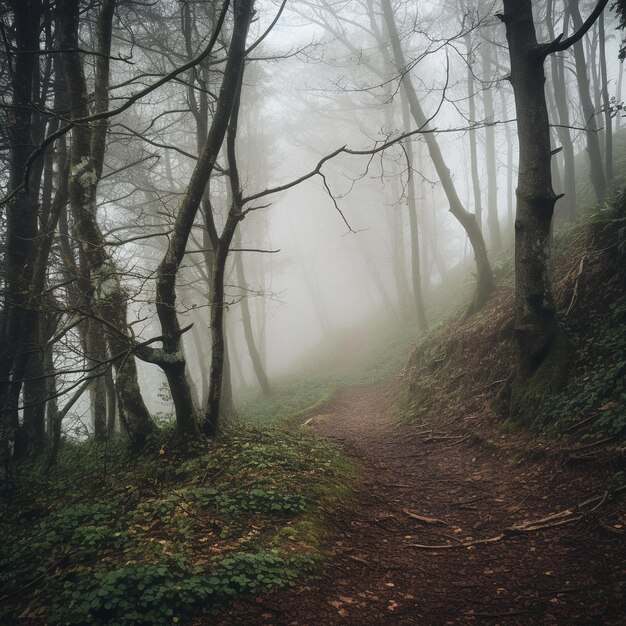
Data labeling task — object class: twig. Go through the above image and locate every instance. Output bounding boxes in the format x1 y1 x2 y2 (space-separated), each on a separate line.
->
565 412 601 433
408 486 625 550
482 378 508 389
566 435 617 453
565 255 587 316
402 509 446 525
421 434 466 443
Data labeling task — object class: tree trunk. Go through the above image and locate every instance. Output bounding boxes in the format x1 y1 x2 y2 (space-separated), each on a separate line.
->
0 0 42 461
15 322 48 458
204 224 238 436
545 0 577 219
401 98 427 331
480 33 503 252
500 87 516 233
465 33 483 232
60 0 155 449
616 60 624 131
234 235 271 395
84 318 108 441
498 0 609 419
599 12 613 183
105 362 117 437
567 0 607 202
381 0 495 310
359 243 399 325
156 0 254 439
388 188 412 316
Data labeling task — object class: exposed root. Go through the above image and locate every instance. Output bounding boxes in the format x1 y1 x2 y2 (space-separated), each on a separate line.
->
408 486 625 551
402 509 446 525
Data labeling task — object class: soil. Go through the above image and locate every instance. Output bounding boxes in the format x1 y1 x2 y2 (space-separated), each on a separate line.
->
218 383 625 625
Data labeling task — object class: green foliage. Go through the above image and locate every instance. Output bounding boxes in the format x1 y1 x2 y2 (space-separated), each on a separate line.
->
187 485 310 517
36 550 316 626
508 186 626 437
531 312 626 437
1 426 354 625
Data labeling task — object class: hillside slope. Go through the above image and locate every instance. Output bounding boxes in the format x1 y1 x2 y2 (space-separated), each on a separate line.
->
400 188 626 455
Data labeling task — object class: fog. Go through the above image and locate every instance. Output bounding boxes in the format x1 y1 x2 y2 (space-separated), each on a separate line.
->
1 0 622 435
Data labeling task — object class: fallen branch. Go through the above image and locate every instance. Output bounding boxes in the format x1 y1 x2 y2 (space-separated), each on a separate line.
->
421 434 466 443
482 378 508 390
566 435 618 453
402 509 445 525
565 411 602 433
565 255 587 316
408 534 505 550
408 486 625 550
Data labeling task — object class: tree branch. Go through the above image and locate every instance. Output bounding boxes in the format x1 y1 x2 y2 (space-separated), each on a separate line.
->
540 0 609 57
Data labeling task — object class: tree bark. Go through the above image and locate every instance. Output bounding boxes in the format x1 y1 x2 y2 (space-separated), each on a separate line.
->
60 0 155 449
599 12 613 183
501 0 564 385
204 219 239 436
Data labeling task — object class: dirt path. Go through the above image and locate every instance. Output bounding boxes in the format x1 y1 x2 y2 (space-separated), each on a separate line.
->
221 384 624 625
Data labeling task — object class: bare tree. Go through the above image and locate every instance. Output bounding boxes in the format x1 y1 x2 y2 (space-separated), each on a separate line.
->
498 0 609 416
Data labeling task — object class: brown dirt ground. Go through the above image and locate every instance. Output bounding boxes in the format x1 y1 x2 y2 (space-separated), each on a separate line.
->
218 382 625 626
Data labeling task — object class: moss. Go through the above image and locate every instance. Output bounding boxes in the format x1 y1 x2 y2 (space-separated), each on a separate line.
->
508 327 570 427
273 518 324 552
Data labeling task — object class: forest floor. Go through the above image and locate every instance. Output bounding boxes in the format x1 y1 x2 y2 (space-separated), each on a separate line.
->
220 382 625 625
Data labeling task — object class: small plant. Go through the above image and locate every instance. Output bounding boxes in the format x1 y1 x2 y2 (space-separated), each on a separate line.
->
1 424 355 625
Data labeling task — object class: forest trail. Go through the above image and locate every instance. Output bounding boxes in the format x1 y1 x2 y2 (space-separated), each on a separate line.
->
221 383 624 625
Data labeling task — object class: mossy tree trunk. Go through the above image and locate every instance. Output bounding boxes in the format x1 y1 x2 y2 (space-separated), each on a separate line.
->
60 0 156 449
499 0 608 417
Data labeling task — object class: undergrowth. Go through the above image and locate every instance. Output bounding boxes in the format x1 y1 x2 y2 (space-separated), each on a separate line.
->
0 427 356 625
400 186 626 443
527 192 626 438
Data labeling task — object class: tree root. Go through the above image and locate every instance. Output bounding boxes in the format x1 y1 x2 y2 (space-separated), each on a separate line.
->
408 486 625 550
402 509 446 525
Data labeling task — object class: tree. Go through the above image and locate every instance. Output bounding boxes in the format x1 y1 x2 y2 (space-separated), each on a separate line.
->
498 0 609 417
380 0 495 311
59 0 156 449
567 0 607 203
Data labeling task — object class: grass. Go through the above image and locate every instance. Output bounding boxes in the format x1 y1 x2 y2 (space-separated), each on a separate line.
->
236 265 483 427
236 318 422 425
0 427 357 625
